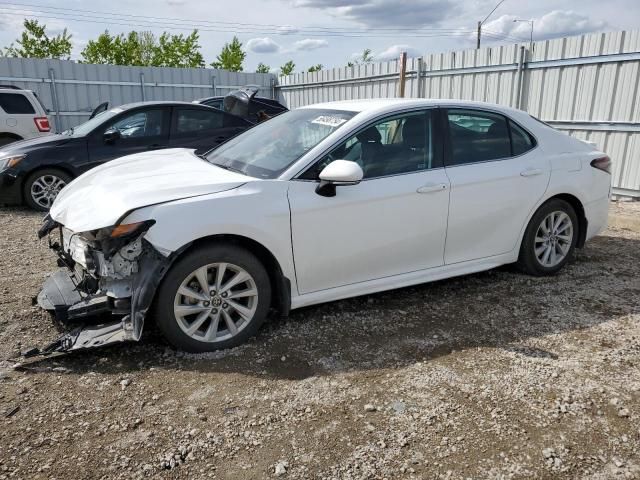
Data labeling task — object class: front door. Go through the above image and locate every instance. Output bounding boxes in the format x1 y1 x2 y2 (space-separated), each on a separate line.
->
442 108 550 264
86 107 170 171
288 109 450 295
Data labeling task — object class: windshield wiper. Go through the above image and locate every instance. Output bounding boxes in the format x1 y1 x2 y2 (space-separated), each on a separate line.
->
212 163 245 175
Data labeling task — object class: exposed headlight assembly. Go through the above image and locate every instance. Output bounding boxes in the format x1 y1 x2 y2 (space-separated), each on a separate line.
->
0 154 26 170
97 220 156 258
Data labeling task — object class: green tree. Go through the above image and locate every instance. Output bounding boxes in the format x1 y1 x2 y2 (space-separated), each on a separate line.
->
256 62 271 73
152 31 204 68
81 30 204 67
210 36 245 72
4 19 72 59
307 64 323 72
81 31 145 65
280 60 295 76
347 48 374 67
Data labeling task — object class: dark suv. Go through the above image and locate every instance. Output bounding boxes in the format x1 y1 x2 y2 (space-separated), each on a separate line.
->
0 101 252 211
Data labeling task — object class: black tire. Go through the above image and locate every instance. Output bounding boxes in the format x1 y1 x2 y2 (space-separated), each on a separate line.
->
155 244 271 352
517 198 579 276
24 168 72 211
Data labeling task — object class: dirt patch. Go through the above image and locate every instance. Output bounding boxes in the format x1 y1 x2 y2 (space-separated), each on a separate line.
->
1 202 639 479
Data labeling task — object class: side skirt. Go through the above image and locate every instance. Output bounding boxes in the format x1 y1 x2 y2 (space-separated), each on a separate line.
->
290 252 516 310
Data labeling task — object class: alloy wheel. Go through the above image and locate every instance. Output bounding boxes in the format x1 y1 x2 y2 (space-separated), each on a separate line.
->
30 174 67 209
534 211 573 268
173 262 258 343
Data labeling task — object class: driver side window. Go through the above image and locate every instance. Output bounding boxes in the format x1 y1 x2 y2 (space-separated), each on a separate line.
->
300 110 436 180
105 109 165 139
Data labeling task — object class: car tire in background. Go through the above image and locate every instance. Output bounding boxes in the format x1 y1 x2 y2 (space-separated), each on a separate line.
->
24 168 72 212
155 244 272 352
517 198 579 276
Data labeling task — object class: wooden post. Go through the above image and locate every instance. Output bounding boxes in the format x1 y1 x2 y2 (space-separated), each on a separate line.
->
398 52 407 98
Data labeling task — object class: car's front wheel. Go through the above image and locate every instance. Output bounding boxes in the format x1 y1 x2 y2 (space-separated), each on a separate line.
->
155 244 271 352
517 198 579 276
24 168 72 211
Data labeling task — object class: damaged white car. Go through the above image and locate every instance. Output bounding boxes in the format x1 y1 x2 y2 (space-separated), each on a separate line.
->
34 99 611 355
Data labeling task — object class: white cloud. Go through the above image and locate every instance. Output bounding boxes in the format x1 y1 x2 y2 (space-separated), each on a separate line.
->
374 44 421 61
246 37 281 53
483 10 608 42
293 38 329 51
291 0 453 27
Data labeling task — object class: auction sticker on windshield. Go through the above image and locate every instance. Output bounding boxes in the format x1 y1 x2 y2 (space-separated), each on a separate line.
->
311 116 348 128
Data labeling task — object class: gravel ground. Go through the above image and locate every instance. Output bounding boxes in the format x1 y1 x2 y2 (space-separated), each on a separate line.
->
0 202 639 480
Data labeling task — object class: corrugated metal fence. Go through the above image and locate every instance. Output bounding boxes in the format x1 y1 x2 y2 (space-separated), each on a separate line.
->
0 58 277 132
278 30 640 198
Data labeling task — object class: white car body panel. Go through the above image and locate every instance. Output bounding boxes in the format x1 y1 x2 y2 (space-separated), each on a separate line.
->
288 169 450 294
0 88 51 142
50 148 249 232
48 98 611 314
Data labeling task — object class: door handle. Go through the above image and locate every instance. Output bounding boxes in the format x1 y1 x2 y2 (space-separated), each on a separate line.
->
520 168 543 177
417 183 448 194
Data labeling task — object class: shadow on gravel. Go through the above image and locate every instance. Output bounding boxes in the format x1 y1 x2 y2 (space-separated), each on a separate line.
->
18 234 640 380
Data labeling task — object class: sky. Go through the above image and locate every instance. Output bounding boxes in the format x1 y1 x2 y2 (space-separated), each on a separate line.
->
0 0 639 73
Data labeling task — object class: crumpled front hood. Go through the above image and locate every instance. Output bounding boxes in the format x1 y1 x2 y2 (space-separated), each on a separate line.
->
50 148 250 232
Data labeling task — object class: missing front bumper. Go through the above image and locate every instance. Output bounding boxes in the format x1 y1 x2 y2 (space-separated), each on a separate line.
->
29 238 171 357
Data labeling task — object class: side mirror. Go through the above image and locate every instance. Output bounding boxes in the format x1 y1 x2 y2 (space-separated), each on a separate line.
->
316 160 363 197
103 129 121 144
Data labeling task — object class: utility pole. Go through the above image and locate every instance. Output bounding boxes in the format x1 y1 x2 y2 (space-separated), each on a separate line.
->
398 52 407 98
477 0 506 49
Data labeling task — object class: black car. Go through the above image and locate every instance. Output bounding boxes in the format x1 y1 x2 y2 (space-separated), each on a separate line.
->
0 101 252 211
195 87 287 123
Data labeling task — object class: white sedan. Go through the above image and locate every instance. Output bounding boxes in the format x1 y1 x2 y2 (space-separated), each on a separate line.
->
35 99 611 354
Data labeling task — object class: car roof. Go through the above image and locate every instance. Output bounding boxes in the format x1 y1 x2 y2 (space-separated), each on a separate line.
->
300 98 526 117
115 101 214 110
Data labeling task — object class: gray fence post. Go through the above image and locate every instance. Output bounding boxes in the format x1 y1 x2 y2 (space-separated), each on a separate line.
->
211 75 216 96
139 73 146 101
48 68 61 133
513 45 526 110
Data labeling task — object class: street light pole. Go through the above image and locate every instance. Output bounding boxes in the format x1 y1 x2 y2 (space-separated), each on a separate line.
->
477 0 506 49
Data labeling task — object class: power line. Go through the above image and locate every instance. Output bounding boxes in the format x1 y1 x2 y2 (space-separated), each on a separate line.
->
0 1 526 42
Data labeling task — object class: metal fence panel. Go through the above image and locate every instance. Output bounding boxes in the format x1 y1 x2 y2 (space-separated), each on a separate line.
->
0 58 277 132
277 29 640 197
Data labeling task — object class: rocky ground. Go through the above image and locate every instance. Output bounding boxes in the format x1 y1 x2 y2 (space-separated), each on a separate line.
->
0 202 639 480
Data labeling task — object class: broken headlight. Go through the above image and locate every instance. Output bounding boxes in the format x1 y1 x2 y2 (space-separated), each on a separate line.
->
96 220 156 259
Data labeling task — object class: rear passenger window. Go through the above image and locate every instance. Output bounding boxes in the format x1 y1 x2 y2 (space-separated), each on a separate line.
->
447 110 511 165
0 93 35 114
509 119 535 155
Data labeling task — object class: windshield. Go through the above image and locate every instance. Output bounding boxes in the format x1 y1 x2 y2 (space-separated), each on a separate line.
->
205 108 356 179
63 108 121 136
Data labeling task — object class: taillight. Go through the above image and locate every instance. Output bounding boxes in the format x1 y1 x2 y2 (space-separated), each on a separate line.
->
34 117 51 132
590 156 611 174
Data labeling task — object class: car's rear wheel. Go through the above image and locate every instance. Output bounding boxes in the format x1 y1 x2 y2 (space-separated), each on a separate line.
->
155 244 271 352
517 198 578 276
24 168 72 211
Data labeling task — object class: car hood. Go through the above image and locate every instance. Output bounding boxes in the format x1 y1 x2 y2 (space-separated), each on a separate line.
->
50 148 251 232
0 134 71 155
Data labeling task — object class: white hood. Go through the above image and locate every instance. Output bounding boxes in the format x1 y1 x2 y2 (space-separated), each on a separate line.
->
50 148 250 232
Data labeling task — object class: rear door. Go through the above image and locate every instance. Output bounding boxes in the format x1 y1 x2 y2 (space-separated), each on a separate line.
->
86 106 170 171
442 108 550 264
169 107 250 154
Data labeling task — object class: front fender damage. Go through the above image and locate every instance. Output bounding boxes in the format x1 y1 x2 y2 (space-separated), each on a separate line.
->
26 237 171 357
